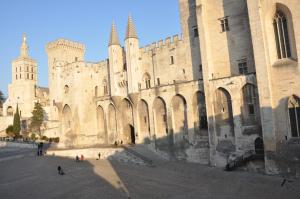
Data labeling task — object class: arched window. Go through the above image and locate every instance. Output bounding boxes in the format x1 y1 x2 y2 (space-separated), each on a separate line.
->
7 106 13 116
273 11 291 59
288 95 300 137
143 73 151 89
64 85 69 94
243 84 257 116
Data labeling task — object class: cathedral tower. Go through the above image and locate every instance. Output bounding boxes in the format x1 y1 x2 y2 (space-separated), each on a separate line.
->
4 34 38 118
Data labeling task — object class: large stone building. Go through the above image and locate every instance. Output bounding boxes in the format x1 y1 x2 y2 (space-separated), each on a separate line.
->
0 0 299 176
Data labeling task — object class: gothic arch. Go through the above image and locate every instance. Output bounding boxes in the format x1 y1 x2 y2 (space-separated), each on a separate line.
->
96 105 107 144
62 104 75 146
171 94 188 144
192 91 208 135
214 88 234 137
120 98 134 144
7 106 13 116
273 3 297 60
152 97 167 140
107 103 117 144
142 72 151 89
288 95 300 137
137 99 150 143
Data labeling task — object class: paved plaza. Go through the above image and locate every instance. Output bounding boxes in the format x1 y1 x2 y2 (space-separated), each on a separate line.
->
0 147 299 199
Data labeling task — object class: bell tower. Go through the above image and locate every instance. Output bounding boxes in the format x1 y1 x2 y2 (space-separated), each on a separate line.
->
4 34 38 118
12 33 38 84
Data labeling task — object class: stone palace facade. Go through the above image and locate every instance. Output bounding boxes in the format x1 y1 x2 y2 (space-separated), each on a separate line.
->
0 0 300 176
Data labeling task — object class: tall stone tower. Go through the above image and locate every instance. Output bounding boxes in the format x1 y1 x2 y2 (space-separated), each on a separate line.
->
108 22 127 97
4 34 38 118
124 15 141 94
46 39 85 112
178 0 202 80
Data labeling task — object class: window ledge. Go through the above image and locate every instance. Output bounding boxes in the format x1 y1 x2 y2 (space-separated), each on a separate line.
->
272 58 298 67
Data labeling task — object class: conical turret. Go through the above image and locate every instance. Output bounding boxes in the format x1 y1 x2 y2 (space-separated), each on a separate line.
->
20 33 29 58
109 22 120 46
125 15 138 39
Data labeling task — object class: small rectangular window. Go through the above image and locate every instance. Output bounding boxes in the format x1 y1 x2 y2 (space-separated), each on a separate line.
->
219 17 229 32
157 78 160 85
193 27 199 37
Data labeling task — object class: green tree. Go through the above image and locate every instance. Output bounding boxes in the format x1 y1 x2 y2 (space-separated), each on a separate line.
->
13 105 21 136
6 125 14 137
30 102 44 136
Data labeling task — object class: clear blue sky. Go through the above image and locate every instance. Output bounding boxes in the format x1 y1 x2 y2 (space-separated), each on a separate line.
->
0 0 181 97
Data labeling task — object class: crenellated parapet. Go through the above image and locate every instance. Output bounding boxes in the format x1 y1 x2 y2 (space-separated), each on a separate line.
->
140 34 183 53
46 39 85 53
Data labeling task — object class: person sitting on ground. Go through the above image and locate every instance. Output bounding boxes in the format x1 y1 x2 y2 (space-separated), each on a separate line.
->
75 155 80 162
80 154 84 161
57 166 65 175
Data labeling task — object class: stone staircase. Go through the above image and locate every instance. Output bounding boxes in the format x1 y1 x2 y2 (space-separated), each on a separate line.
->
45 145 147 165
225 150 264 171
122 144 168 167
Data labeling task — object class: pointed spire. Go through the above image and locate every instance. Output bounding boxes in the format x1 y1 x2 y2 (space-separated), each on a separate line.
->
109 21 120 46
126 15 138 39
20 33 29 57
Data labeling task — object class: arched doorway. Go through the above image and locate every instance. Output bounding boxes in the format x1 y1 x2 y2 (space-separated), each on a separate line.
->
138 99 150 143
123 124 135 144
120 99 134 144
171 95 188 144
254 137 264 155
192 91 208 135
107 104 117 144
288 95 300 137
214 88 234 137
97 106 106 144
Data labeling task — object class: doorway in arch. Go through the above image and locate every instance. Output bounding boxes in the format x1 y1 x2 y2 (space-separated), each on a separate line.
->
124 124 135 144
